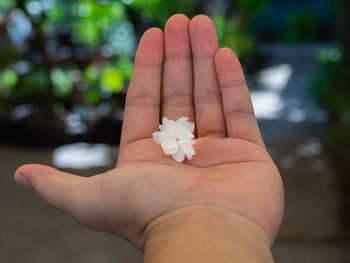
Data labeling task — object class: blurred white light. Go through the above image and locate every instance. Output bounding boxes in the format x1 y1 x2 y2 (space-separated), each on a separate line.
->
328 48 341 62
100 45 113 57
65 114 87 135
78 3 91 17
295 141 323 157
27 1 42 15
14 61 31 75
122 0 134 4
308 141 323 155
41 0 55 10
7 9 32 44
280 156 295 169
309 109 328 122
53 143 113 169
287 109 307 122
251 90 285 119
12 104 36 120
109 22 136 56
258 64 293 91
252 64 294 120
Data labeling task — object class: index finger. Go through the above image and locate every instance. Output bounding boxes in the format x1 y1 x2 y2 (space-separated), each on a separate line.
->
119 28 164 150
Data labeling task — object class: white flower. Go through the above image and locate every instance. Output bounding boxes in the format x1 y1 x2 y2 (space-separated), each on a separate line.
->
152 117 196 163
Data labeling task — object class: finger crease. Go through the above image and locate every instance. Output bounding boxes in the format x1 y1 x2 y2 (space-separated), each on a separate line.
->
134 62 162 68
224 108 255 120
193 53 215 60
162 91 193 106
200 130 226 137
195 90 222 104
165 53 192 62
126 93 160 108
220 79 247 90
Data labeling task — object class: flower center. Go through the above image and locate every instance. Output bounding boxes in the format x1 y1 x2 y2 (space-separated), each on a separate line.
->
176 137 179 142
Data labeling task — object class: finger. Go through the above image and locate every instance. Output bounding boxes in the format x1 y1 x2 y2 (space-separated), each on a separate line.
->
161 14 195 123
189 15 226 137
120 28 164 149
214 48 264 147
13 164 142 246
14 164 88 218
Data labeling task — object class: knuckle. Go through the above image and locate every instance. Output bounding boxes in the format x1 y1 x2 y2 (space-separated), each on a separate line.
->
125 93 160 108
133 61 161 68
220 78 247 90
195 90 222 104
162 90 193 107
224 108 255 120
165 53 191 61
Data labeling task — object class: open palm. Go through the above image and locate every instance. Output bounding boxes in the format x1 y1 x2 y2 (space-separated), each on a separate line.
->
15 15 283 250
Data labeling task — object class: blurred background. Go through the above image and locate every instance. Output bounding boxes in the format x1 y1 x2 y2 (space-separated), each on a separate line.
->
1 0 349 262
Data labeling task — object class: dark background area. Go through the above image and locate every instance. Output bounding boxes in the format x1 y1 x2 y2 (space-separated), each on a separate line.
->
1 0 350 262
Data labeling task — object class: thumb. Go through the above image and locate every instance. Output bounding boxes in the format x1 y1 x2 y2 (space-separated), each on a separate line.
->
14 164 148 247
14 164 88 219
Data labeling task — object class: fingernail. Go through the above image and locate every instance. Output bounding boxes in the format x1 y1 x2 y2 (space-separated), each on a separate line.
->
14 172 32 189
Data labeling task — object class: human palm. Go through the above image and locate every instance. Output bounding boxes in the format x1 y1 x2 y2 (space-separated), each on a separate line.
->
15 15 283 250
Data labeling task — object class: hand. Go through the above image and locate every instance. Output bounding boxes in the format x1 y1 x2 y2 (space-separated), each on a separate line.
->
14 14 283 251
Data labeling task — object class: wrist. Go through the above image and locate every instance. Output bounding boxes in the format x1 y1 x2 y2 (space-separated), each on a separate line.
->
143 205 274 263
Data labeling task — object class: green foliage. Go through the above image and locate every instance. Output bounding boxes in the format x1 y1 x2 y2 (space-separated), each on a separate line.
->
84 65 99 84
127 0 197 27
51 69 73 97
71 0 127 47
0 0 271 112
87 88 101 105
235 0 270 17
1 69 18 87
0 0 15 19
0 0 137 110
100 65 124 93
212 0 269 60
312 47 350 159
212 13 253 59
283 11 317 43
313 48 346 116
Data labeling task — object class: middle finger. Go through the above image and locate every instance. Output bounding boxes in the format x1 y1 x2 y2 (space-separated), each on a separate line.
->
161 14 195 124
189 15 226 138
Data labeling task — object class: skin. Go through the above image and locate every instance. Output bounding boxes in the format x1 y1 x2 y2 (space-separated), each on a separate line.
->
14 14 284 262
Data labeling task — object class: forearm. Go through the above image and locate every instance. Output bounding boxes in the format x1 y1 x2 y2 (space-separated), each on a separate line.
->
143 205 274 263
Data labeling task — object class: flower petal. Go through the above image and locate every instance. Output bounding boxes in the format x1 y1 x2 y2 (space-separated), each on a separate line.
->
175 117 194 134
176 117 189 124
181 143 195 160
172 148 185 163
160 117 176 131
152 131 168 144
178 137 191 145
161 140 178 155
159 117 168 131
185 122 195 133
156 116 196 161
178 132 194 144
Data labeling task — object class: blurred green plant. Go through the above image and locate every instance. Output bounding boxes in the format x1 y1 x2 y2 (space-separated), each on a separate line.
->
283 11 317 43
1 69 18 87
126 0 197 27
0 0 137 113
312 0 350 163
0 0 271 114
0 0 15 18
212 0 269 61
